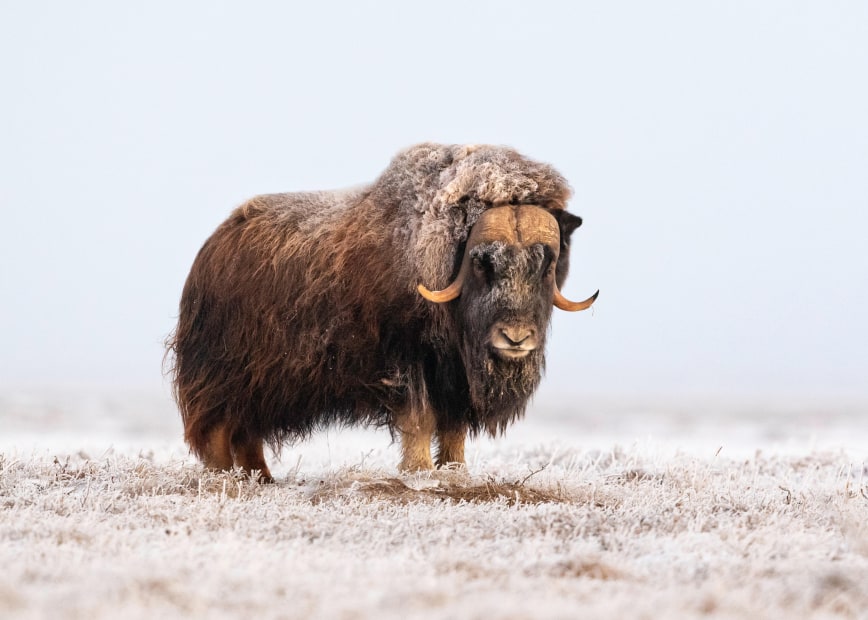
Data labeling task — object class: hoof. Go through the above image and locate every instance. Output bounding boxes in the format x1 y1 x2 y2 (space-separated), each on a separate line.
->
244 469 274 484
398 459 434 472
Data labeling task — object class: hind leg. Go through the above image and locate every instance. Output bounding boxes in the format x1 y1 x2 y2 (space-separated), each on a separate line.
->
201 422 234 471
232 435 274 483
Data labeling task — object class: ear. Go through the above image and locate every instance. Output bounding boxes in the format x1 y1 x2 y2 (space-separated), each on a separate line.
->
554 210 583 248
552 210 582 289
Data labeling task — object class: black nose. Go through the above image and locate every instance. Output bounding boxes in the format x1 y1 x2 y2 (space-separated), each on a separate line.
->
501 326 533 346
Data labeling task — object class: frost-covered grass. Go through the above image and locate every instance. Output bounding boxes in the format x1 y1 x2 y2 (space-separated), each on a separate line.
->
1 390 867 618
2 441 867 619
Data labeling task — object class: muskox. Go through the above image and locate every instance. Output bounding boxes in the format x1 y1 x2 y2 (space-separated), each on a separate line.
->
167 143 597 481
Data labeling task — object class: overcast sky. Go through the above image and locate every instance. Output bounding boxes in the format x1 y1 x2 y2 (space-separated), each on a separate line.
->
1 2 866 408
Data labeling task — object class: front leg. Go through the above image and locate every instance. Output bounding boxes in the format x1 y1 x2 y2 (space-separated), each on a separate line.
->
395 407 436 471
435 425 467 469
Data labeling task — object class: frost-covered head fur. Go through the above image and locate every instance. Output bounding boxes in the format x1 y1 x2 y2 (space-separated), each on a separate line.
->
369 143 573 294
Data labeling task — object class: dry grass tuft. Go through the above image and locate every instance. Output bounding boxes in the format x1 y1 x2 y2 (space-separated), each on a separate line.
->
305 464 572 506
541 558 626 580
350 477 569 505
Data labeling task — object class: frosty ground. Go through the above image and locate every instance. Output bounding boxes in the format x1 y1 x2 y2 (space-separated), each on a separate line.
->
1 389 867 619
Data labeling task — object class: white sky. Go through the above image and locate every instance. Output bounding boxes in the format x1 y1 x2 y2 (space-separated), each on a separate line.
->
1 2 866 407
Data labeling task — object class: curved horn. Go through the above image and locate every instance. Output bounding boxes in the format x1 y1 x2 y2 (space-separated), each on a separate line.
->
417 260 468 303
510 206 598 312
417 207 513 304
553 287 599 312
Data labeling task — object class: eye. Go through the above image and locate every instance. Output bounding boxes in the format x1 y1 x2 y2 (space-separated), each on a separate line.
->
472 255 487 277
541 254 556 280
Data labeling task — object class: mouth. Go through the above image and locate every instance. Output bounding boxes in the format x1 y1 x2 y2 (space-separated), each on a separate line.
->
491 346 532 360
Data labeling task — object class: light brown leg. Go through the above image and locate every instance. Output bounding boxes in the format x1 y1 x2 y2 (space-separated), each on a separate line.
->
202 423 234 471
233 437 274 483
396 408 436 472
435 425 467 469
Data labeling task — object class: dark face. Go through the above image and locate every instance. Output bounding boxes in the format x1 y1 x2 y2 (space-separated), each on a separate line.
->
458 241 556 363
418 205 591 427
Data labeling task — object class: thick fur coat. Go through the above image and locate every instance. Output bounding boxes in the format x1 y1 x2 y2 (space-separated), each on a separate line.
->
168 143 579 464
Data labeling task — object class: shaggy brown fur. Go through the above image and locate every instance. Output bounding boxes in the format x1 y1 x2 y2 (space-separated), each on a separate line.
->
166 143 590 478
